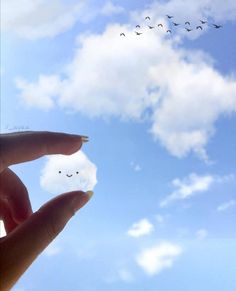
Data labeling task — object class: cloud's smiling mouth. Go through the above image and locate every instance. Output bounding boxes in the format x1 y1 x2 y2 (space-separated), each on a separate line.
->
58 171 79 177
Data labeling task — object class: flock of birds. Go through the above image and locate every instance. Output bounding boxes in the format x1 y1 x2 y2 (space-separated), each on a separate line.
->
120 15 222 36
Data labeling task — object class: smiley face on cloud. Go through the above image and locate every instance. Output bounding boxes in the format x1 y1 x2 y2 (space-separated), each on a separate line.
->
40 150 97 194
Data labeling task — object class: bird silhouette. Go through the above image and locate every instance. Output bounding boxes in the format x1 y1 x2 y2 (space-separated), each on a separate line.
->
145 16 151 20
136 25 141 28
135 31 143 35
200 20 207 24
158 23 163 27
185 21 190 25
196 26 203 30
172 22 180 26
120 33 125 36
166 29 172 33
166 15 174 19
148 25 155 29
213 24 222 28
185 28 192 32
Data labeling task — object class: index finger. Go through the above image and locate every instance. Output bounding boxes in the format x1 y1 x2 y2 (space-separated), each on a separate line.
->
0 131 89 172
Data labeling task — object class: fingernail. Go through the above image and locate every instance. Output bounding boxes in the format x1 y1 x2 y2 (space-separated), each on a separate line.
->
86 191 94 199
72 191 93 212
81 136 89 143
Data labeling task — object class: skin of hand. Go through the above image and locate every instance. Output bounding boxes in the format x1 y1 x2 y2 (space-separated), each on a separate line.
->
0 131 93 290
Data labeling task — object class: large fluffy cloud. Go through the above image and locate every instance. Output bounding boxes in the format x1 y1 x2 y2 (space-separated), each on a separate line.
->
136 242 182 275
15 2 236 159
40 150 97 194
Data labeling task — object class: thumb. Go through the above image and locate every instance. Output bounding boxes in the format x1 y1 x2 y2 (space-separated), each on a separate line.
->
0 190 93 291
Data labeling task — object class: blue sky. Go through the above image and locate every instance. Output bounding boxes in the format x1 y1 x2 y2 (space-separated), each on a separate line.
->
1 0 236 290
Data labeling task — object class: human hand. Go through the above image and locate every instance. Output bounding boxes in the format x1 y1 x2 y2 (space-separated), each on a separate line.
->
0 131 93 290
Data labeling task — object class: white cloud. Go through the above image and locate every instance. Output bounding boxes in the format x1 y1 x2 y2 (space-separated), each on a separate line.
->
15 4 236 159
160 173 235 207
155 214 170 226
16 75 62 110
127 219 154 238
118 269 134 283
133 0 236 25
130 161 142 172
136 242 182 275
101 1 125 16
40 150 97 194
0 220 6 238
160 173 214 207
196 228 208 240
1 0 91 39
155 214 165 224
217 200 236 212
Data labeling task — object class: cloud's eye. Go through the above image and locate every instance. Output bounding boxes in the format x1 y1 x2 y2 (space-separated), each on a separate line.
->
76 171 79 174
58 171 61 174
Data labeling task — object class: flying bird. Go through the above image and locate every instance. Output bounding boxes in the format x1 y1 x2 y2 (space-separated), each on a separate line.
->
196 26 203 30
213 24 222 28
136 25 141 28
135 31 143 35
185 21 190 25
200 20 207 24
145 16 151 20
148 25 155 29
158 23 163 27
166 15 174 19
185 28 192 32
120 33 125 36
172 22 180 26
166 29 172 33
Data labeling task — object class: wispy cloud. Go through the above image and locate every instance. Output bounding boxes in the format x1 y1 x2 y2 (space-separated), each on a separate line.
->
133 0 236 27
136 242 182 275
196 228 208 240
155 214 170 227
160 173 214 207
217 200 236 212
160 173 235 207
127 219 154 238
130 161 142 172
1 0 92 39
40 150 97 194
101 1 125 16
117 269 134 283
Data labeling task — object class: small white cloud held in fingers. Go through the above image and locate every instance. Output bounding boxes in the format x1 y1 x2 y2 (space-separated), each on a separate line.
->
136 242 182 275
40 150 97 194
127 218 154 238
